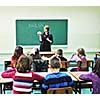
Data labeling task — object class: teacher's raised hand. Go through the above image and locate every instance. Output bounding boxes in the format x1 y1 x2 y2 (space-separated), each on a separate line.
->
37 31 42 35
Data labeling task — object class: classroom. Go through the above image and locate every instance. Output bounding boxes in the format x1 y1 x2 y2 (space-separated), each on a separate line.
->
0 6 100 94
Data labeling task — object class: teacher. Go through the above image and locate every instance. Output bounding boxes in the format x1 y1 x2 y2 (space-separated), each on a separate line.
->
37 25 53 51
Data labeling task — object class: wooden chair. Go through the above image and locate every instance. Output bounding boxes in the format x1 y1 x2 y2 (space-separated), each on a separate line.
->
60 61 69 71
77 60 94 71
47 87 73 94
61 61 70 68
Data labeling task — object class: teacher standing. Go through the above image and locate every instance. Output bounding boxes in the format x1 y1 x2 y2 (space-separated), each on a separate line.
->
37 25 53 51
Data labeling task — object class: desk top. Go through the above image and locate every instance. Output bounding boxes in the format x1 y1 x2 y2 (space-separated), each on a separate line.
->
0 78 13 83
0 71 90 83
69 72 90 81
40 52 55 55
35 72 77 81
0 73 13 83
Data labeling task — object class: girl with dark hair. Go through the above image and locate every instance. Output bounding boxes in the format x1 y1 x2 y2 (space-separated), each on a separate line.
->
1 55 44 94
11 46 25 68
79 59 100 94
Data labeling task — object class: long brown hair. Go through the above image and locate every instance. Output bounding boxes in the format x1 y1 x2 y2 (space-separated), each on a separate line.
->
16 55 31 73
77 48 86 57
12 46 23 59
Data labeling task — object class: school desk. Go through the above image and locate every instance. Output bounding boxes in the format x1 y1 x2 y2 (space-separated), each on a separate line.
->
36 72 77 81
69 72 92 94
0 74 13 94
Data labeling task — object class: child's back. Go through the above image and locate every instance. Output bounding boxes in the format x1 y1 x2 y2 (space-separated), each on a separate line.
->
41 56 74 94
1 55 44 94
13 72 33 94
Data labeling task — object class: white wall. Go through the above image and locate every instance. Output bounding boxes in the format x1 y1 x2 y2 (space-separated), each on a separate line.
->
0 6 100 53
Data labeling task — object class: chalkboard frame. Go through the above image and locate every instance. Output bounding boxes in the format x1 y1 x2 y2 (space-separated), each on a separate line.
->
16 19 68 46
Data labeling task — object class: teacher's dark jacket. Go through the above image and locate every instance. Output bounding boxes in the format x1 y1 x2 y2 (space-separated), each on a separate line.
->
40 32 53 51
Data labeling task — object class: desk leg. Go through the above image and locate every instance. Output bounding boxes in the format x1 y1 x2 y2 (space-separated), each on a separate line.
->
78 82 81 94
92 61 94 71
0 84 2 94
73 82 78 94
74 82 81 94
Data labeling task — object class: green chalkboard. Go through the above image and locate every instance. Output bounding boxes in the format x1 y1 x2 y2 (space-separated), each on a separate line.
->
16 19 68 45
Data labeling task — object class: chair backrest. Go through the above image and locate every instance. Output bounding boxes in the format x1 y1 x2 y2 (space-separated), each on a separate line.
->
77 60 94 71
47 87 73 94
61 61 69 68
78 60 87 68
32 59 49 72
4 61 11 70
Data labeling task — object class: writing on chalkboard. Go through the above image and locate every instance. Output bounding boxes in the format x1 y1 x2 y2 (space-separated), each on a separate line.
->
28 23 45 28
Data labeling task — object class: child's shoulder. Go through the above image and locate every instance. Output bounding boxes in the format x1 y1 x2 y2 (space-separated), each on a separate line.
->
45 72 68 79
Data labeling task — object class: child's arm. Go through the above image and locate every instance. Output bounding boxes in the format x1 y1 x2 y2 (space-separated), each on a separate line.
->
1 68 16 78
32 72 44 81
79 72 93 81
41 78 48 94
66 75 74 86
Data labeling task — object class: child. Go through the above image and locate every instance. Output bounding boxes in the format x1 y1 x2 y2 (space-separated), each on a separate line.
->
1 55 44 94
56 49 67 61
70 48 88 71
28 47 41 62
94 52 100 63
28 47 48 72
41 55 74 94
56 49 68 71
10 46 25 68
79 59 100 94
70 48 86 62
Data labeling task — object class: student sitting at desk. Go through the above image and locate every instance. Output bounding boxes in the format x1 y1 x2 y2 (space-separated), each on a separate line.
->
1 55 44 94
28 47 48 72
28 47 42 62
70 48 89 71
70 48 86 62
79 59 100 94
56 49 68 71
56 49 67 61
10 46 25 68
41 55 74 94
